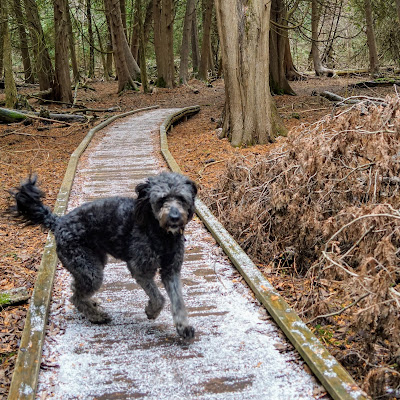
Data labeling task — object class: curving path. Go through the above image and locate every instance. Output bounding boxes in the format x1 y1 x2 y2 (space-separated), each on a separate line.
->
35 109 326 399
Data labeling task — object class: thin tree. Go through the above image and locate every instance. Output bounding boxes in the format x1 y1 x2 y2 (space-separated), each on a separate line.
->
198 0 213 81
136 0 149 92
87 0 95 78
364 0 379 75
53 0 73 102
3 0 17 108
66 1 80 83
13 0 34 83
191 11 200 73
179 0 196 84
396 0 400 24
24 0 54 91
0 1 5 79
215 0 285 146
311 0 334 76
153 0 175 88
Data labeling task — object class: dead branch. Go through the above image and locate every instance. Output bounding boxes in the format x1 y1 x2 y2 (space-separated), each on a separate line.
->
307 292 371 324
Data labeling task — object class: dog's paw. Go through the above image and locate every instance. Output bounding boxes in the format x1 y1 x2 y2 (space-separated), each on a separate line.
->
176 324 195 340
145 298 165 320
88 311 112 324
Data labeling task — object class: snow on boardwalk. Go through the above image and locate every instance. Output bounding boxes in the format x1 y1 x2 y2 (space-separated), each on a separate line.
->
36 109 325 399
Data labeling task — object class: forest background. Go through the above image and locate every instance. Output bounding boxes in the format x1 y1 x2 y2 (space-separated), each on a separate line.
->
1 0 400 399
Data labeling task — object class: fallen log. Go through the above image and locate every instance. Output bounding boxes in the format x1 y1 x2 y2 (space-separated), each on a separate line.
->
0 107 87 123
349 79 400 88
0 287 30 307
314 91 387 107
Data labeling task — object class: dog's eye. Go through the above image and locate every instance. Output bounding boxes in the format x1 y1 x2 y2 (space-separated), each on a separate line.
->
157 196 166 206
177 195 187 204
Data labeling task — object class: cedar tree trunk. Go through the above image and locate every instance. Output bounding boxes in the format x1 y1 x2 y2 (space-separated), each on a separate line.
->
104 0 140 92
364 0 379 75
53 0 73 102
24 0 54 90
179 0 196 84
13 0 34 83
269 0 295 95
198 0 213 81
3 0 18 108
215 0 286 147
153 0 175 88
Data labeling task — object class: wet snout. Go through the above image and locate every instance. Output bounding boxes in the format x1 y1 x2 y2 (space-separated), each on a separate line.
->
159 199 188 234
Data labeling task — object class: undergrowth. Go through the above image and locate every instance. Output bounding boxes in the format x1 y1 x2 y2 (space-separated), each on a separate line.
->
207 95 400 399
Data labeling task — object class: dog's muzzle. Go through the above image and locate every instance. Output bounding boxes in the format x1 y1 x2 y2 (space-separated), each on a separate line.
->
166 206 184 234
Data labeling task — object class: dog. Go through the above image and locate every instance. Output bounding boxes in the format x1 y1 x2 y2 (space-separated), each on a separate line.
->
8 172 197 339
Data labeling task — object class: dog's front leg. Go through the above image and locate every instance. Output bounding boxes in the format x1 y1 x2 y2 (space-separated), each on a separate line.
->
161 271 194 339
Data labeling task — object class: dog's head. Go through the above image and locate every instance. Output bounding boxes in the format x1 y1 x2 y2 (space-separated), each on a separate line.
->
134 172 197 234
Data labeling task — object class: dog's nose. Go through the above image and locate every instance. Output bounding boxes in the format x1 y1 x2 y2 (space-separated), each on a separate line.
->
169 207 181 222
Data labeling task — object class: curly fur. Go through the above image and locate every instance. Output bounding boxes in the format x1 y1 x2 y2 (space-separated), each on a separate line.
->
8 172 197 339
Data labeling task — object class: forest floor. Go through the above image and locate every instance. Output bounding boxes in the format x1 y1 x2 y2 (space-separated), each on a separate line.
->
0 75 398 398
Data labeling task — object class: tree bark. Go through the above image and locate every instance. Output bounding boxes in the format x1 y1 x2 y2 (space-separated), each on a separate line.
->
269 0 295 95
0 1 5 80
198 0 213 81
53 0 73 103
364 0 379 75
191 11 200 73
311 0 334 77
66 1 80 83
136 0 149 92
104 0 140 92
153 0 175 88
215 0 285 146
13 0 34 83
3 0 18 108
179 0 196 84
87 0 95 78
24 0 54 91
396 0 400 25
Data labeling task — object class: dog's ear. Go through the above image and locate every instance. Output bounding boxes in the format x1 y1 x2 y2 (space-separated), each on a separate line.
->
185 179 197 200
134 180 151 225
135 180 150 199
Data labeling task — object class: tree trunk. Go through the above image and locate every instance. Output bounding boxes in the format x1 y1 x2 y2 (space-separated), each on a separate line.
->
66 1 80 83
3 0 18 108
191 11 200 73
179 0 196 84
311 0 334 77
136 0 149 92
13 0 34 83
198 0 213 81
94 19 110 80
364 0 379 75
153 0 175 88
131 0 152 62
396 0 400 25
104 0 140 92
53 0 73 103
120 0 127 39
87 0 95 78
269 0 295 95
215 0 285 147
0 1 5 80
24 0 54 91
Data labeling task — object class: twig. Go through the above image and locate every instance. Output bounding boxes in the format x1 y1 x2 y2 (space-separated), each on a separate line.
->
307 292 370 324
324 213 400 252
321 251 359 277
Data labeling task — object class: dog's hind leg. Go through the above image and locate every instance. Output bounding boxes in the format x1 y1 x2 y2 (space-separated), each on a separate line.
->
161 271 194 339
58 248 111 324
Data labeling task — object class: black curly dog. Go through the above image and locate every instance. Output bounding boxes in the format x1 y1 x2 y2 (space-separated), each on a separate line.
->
9 172 197 339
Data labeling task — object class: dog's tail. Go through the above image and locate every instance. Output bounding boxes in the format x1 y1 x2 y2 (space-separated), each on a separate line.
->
7 175 58 231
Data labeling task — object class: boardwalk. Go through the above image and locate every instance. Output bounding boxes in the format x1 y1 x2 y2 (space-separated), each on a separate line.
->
36 109 324 399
